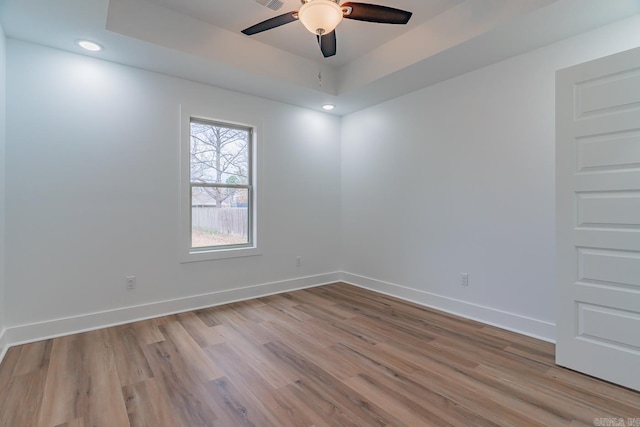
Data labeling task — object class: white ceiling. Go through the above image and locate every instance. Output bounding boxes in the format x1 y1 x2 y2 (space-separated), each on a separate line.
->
1 0 639 115
144 0 466 66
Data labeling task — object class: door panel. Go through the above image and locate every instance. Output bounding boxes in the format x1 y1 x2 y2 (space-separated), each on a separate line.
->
556 47 640 391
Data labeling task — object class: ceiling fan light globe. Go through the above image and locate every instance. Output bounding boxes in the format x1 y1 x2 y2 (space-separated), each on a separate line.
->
298 0 343 35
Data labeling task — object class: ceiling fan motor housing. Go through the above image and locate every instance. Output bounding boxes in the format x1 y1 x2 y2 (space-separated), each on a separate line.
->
298 0 344 35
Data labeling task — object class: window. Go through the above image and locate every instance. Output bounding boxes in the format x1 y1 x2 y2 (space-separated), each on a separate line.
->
180 108 260 262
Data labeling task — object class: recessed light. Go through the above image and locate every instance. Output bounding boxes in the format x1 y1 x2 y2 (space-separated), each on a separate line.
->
77 40 103 52
322 104 335 111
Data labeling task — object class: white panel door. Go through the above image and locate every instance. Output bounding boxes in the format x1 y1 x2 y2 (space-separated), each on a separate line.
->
556 46 640 391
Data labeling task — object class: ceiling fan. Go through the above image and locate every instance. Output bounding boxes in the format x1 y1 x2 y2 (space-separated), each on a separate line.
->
241 0 413 58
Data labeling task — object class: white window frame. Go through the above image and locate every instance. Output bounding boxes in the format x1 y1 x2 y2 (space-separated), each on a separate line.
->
179 104 262 262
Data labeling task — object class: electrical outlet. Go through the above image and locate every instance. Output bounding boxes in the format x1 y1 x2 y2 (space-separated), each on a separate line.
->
460 273 469 286
126 276 136 290
296 256 302 267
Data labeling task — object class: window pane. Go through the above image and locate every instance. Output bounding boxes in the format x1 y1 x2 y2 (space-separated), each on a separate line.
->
190 121 249 185
191 186 250 248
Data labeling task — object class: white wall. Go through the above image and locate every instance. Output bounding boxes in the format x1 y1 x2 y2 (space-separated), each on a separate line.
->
4 15 640 349
341 15 640 341
5 40 341 339
0 24 6 354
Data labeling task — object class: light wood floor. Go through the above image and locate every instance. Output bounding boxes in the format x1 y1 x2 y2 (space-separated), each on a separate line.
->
1 283 638 426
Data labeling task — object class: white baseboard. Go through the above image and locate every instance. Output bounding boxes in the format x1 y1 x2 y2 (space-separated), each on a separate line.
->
0 270 556 366
4 272 341 349
0 328 7 366
340 272 556 343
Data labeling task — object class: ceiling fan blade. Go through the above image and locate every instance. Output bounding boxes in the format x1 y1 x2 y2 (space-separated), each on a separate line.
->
241 11 298 35
317 30 337 58
341 2 412 24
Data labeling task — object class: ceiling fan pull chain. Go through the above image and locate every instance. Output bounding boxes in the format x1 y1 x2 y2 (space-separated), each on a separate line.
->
317 34 323 87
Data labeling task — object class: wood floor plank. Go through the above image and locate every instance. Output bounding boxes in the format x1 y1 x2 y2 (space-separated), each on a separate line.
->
192 307 222 327
140 340 223 426
1 282 638 426
176 311 226 348
209 305 273 345
244 301 307 328
216 324 300 388
205 376 268 427
264 340 408 427
228 299 268 323
131 318 166 345
348 314 436 349
378 338 480 371
37 334 91 427
336 322 495 426
53 418 84 427
157 321 225 382
545 365 640 408
0 346 22 392
261 320 364 380
204 343 311 427
472 364 624 424
12 340 53 377
82 367 129 427
289 289 360 319
258 295 314 322
410 358 569 426
0 369 48 426
342 373 455 427
480 325 556 356
430 334 551 375
80 329 116 377
258 292 299 308
122 378 184 427
287 377 380 427
274 385 335 427
346 363 497 427
108 324 154 387
291 300 359 325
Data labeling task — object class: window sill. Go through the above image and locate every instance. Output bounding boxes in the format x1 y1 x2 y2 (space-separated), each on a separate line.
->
180 246 262 263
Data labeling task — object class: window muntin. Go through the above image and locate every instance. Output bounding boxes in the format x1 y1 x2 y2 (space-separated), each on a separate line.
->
189 118 253 251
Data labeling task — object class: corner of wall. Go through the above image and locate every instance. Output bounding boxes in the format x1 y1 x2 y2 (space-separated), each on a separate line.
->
0 22 8 365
